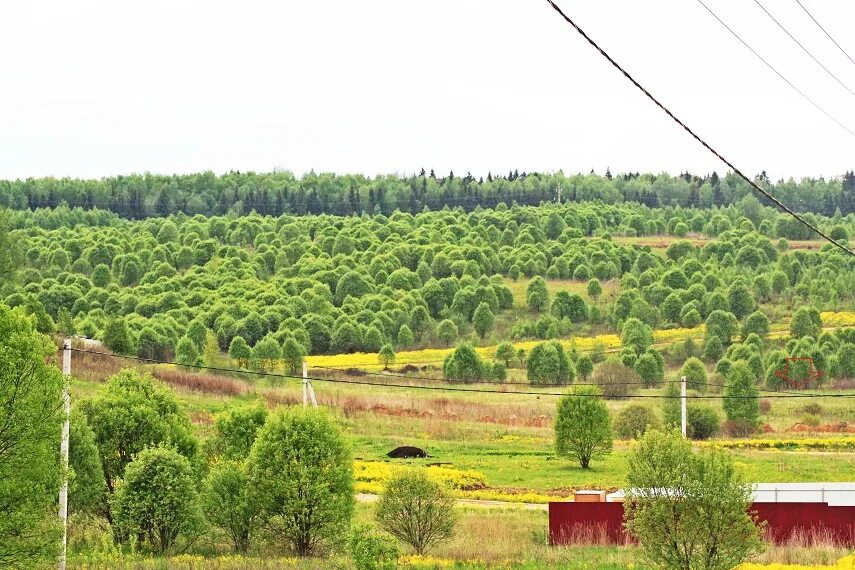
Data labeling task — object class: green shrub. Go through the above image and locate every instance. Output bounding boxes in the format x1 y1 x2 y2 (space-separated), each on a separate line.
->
614 404 661 439
349 525 399 570
376 471 456 556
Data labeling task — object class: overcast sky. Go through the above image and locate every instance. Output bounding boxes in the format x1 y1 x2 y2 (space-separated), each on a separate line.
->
2 0 855 181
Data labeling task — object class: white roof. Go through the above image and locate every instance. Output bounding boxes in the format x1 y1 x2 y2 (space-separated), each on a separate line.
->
606 483 855 506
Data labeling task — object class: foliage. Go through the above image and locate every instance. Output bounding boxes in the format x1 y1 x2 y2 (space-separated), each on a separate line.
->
526 340 575 386
202 461 259 554
378 344 396 369
113 446 204 554
0 303 63 566
555 386 612 469
576 354 594 380
349 525 399 570
620 318 652 356
375 470 457 556
443 344 487 383
436 320 458 347
625 429 764 570
282 338 307 375
211 404 268 461
790 306 822 340
679 357 708 392
246 407 353 556
494 341 517 367
526 276 549 312
228 336 252 369
592 358 641 400
723 362 761 436
80 369 198 523
472 302 494 339
103 317 134 355
614 404 661 439
252 335 282 373
68 411 107 516
705 310 739 346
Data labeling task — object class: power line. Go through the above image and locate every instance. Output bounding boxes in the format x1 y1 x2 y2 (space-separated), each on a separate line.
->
794 0 855 72
753 0 855 99
544 0 855 258
68 347 855 400
694 0 855 140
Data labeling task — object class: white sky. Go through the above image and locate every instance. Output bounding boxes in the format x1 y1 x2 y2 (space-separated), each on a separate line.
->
2 0 855 181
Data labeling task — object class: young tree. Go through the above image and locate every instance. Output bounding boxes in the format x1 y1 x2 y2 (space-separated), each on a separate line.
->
790 306 821 339
251 334 282 373
396 324 415 348
472 302 494 340
80 370 198 526
68 411 107 516
375 470 456 555
113 446 204 554
378 344 396 369
726 282 756 320
282 338 307 375
436 319 458 347
443 344 487 383
614 404 661 439
229 335 252 369
586 278 603 302
211 404 268 461
246 407 353 556
494 341 517 368
634 351 663 387
705 310 738 346
621 317 653 356
592 358 642 400
176 335 202 368
0 304 64 565
576 354 594 380
723 361 761 435
526 340 575 386
679 357 708 392
103 317 134 355
526 276 549 312
742 310 770 340
625 429 763 570
203 461 260 553
555 386 612 468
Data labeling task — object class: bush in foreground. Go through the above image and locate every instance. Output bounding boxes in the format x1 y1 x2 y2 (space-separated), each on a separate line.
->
113 446 204 554
349 525 400 570
625 429 763 570
247 407 353 556
376 471 456 555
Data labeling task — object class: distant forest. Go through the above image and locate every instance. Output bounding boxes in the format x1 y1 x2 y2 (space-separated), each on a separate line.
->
2 169 855 219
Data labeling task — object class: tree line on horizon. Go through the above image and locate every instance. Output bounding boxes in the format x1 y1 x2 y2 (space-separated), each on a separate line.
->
2 168 855 219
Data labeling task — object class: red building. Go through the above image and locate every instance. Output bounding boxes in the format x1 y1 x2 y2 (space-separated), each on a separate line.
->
549 483 855 547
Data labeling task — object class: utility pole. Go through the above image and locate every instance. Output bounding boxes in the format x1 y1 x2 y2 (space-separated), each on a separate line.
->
680 375 687 438
59 339 71 570
302 360 317 408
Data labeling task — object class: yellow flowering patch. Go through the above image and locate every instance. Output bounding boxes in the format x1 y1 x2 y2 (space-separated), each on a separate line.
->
354 460 487 490
399 555 458 568
307 311 855 371
702 437 855 451
821 311 855 328
737 554 855 570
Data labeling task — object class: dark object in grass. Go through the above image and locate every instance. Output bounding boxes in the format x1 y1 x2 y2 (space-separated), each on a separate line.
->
396 364 420 374
343 368 367 376
387 446 427 459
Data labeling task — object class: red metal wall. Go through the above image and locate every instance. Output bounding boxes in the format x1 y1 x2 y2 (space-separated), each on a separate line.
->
549 502 855 546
